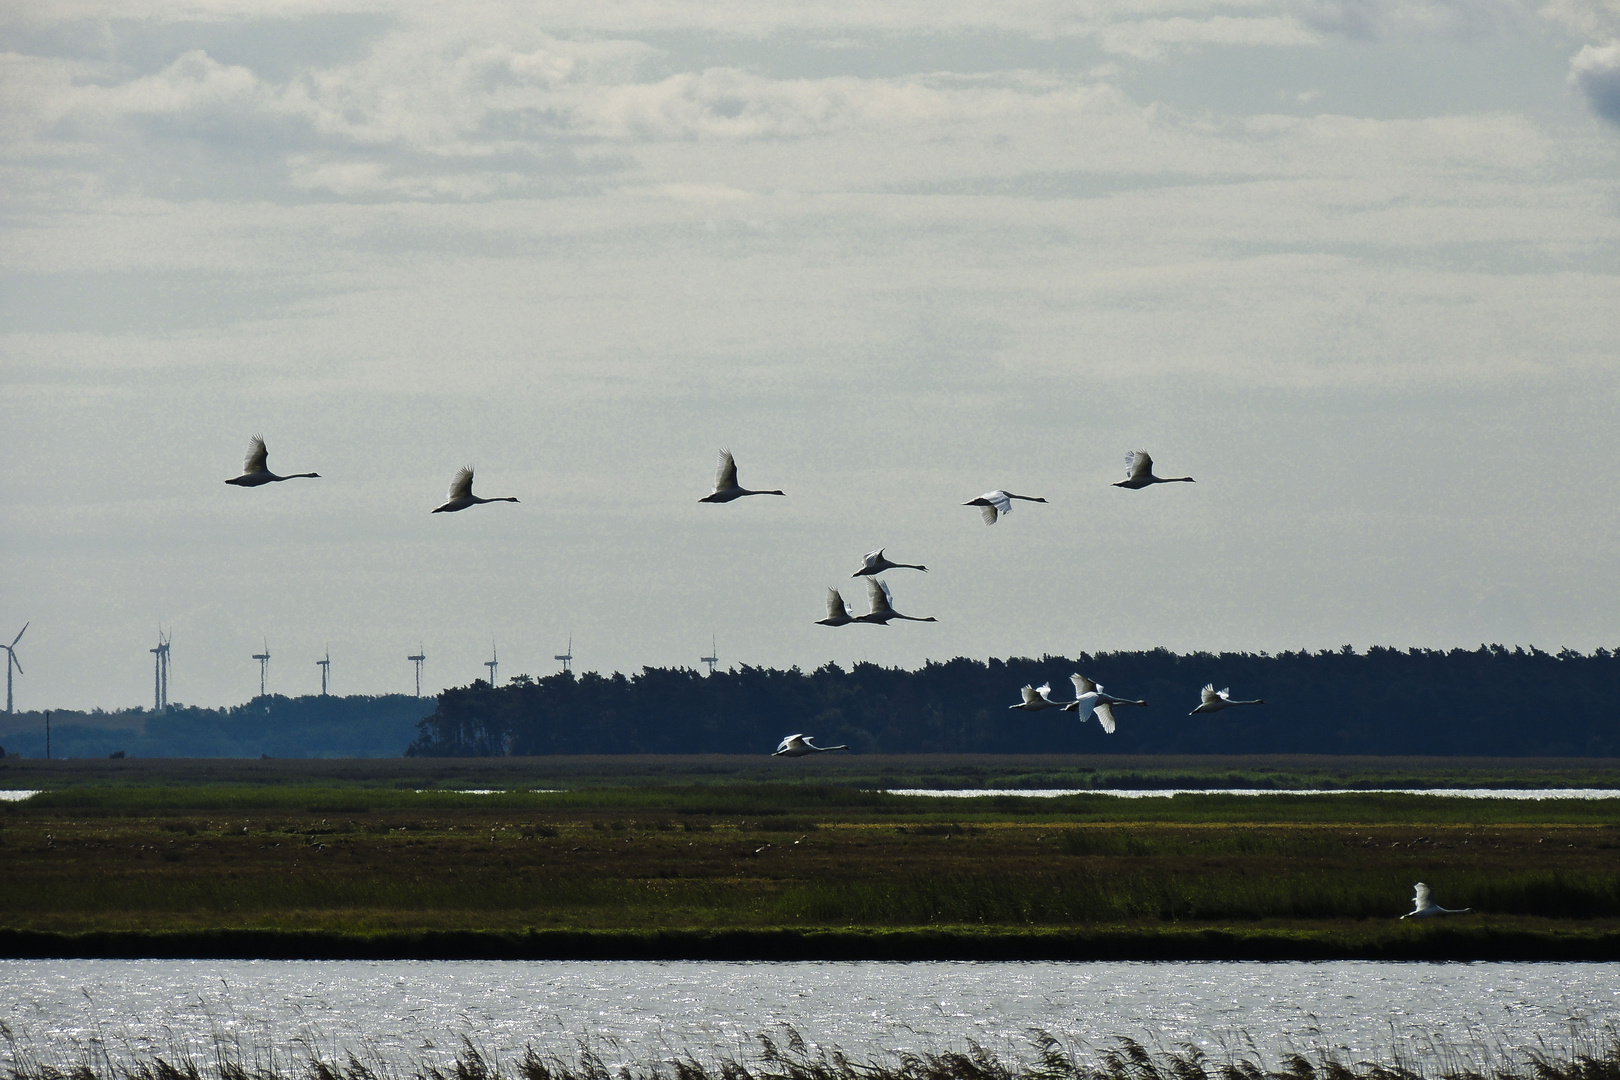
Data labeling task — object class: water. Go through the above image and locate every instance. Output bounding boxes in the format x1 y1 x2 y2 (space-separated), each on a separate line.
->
885 789 1620 799
3 961 1615 1073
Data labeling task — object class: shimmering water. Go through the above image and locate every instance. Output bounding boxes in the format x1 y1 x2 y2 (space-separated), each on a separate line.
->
2 961 1615 1072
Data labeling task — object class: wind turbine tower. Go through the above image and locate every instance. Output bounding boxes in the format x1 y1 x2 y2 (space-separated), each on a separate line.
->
701 635 719 677
407 646 426 697
149 628 171 713
554 635 573 674
317 647 331 696
3 623 26 714
252 640 271 698
484 642 499 687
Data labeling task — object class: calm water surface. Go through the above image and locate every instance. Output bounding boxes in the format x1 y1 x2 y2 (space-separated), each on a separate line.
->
3 961 1616 1071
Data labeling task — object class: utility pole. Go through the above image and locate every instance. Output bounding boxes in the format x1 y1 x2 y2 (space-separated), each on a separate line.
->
45 710 50 760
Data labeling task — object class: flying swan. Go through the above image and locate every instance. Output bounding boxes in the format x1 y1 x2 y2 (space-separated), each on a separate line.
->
1189 684 1265 715
963 490 1046 525
1061 673 1148 734
432 467 519 513
1114 450 1194 490
1009 683 1061 712
854 578 937 625
773 734 849 756
1401 882 1472 919
225 436 320 487
816 587 856 627
700 449 785 503
852 548 928 576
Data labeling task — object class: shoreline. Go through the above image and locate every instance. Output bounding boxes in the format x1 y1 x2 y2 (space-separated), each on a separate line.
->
4 925 1619 961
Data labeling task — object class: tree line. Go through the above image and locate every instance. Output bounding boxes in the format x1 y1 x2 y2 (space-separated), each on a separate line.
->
406 645 1620 757
2 695 431 759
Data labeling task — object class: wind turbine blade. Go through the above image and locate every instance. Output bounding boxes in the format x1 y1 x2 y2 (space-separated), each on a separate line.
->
10 622 26 648
10 653 22 675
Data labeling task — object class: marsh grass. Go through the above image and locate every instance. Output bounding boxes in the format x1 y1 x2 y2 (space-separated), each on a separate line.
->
6 787 1620 936
12 785 1620 827
5 1028 1620 1080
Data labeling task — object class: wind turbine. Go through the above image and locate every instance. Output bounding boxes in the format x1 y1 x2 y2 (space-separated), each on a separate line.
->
317 647 331 696
3 623 25 714
252 640 271 698
149 628 171 713
554 635 573 674
484 641 499 687
701 636 719 677
408 646 426 697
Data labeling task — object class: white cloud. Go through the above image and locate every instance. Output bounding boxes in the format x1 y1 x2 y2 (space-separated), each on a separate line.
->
1540 0 1620 37
1569 40 1620 123
1293 0 1530 40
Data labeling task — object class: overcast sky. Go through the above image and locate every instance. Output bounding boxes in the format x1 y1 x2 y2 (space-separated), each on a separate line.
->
3 0 1618 711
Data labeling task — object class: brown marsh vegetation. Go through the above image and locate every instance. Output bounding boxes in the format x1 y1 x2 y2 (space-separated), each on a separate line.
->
3 782 1618 938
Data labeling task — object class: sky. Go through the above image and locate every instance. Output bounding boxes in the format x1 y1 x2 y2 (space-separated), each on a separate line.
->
2 0 1619 711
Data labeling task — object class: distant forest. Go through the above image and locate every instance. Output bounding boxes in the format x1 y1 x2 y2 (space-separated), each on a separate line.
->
407 646 1620 758
4 647 1614 759
1 695 432 760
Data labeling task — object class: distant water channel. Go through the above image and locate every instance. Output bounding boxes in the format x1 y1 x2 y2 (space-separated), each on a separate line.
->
3 961 1616 1073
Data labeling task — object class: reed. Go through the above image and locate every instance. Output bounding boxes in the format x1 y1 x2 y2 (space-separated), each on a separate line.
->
4 1028 1620 1080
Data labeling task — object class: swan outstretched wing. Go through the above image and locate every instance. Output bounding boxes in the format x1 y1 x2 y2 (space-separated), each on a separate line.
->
714 449 738 491
825 588 849 620
865 577 892 614
1199 683 1221 706
447 467 475 500
1018 684 1042 707
1412 882 1431 910
1094 701 1117 734
244 436 268 473
863 549 884 570
1071 673 1097 696
1125 450 1153 481
978 490 1012 525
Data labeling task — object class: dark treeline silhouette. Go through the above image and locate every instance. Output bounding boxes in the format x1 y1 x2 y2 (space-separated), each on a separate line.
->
3 695 432 759
407 646 1620 757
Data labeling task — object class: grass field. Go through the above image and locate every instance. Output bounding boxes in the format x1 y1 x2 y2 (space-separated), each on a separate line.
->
3 756 1618 958
6 753 1620 792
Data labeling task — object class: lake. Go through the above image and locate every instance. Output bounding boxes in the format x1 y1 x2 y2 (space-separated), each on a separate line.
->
3 961 1615 1073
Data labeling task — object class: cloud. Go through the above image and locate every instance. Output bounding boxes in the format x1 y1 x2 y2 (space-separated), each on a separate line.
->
1569 40 1620 123
1539 0 1620 38
1292 0 1529 40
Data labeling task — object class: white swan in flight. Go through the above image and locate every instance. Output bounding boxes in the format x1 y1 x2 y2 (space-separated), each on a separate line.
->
854 578 937 625
1061 673 1148 734
1401 882 1473 919
1189 684 1265 715
1009 683 1061 712
432 467 520 513
700 449 785 503
852 548 927 577
964 490 1047 525
816 587 856 627
773 734 849 756
225 436 320 487
1114 450 1194 490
